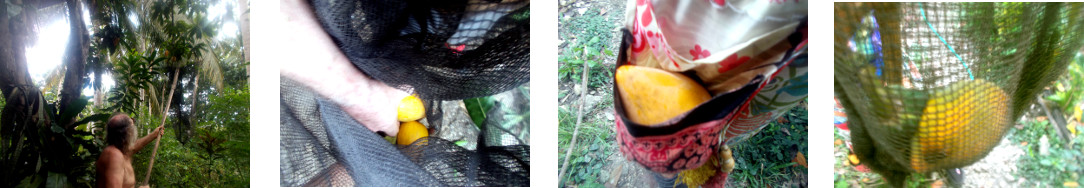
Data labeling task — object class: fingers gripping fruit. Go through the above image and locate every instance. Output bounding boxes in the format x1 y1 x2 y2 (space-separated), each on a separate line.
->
615 65 712 125
397 95 426 122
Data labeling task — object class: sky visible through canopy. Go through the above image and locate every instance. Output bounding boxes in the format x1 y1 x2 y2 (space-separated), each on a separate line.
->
24 0 240 97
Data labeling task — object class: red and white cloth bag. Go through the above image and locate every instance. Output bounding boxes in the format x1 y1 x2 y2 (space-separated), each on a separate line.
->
617 0 808 175
624 0 806 94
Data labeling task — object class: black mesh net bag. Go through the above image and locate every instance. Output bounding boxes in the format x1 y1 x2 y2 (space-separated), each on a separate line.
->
834 2 1084 187
281 0 530 186
310 0 530 100
281 78 530 187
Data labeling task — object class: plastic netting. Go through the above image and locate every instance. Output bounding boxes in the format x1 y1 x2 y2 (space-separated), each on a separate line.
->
310 0 530 100
281 78 530 187
281 0 531 186
834 2 1084 184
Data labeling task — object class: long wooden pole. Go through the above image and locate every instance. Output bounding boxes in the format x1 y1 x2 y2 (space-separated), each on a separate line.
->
557 51 592 183
142 68 180 186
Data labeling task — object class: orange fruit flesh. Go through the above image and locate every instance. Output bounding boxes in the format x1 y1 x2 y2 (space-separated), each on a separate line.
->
397 121 429 145
615 65 712 126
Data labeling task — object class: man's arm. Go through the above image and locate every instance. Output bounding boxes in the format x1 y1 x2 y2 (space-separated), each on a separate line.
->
279 0 409 136
130 126 164 154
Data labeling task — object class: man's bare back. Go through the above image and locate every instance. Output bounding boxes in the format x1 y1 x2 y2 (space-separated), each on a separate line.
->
97 146 136 188
96 114 163 188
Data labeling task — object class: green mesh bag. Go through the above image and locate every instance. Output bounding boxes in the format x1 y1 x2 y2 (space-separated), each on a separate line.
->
834 2 1084 186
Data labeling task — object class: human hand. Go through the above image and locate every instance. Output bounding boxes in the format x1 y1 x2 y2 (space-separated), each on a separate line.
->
278 0 410 135
138 185 149 188
153 125 164 138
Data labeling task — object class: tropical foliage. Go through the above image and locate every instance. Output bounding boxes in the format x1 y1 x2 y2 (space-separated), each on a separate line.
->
0 0 249 187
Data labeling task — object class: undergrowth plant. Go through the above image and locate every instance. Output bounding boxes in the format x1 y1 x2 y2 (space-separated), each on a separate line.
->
558 9 616 91
1010 119 1084 187
558 101 617 186
557 7 622 187
1047 54 1084 123
730 103 808 187
559 36 615 91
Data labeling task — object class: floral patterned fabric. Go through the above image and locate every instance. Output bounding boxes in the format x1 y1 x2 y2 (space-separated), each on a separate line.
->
624 0 806 93
615 0 808 175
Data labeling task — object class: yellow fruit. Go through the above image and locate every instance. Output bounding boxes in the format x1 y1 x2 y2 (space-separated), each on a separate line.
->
615 65 711 125
910 80 1010 173
397 121 428 145
848 154 860 165
397 95 425 122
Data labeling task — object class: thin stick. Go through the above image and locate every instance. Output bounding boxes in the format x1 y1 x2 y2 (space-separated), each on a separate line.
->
142 68 180 186
558 51 592 183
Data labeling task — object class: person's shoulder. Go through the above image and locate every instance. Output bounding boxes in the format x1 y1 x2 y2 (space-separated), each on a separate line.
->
98 146 125 163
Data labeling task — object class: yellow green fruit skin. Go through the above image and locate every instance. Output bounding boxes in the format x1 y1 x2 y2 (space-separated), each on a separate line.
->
910 80 1010 173
397 95 425 122
397 121 428 145
615 65 712 126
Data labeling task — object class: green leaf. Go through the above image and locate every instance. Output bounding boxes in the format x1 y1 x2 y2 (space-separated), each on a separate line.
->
71 114 112 127
454 140 468 147
464 97 495 127
770 162 798 170
51 125 65 134
18 175 43 188
603 49 614 56
45 172 67 188
59 97 90 126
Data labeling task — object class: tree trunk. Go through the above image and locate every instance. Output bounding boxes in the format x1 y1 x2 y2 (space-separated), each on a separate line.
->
169 69 192 144
190 70 200 127
239 0 249 78
0 3 36 97
0 0 42 136
0 1 46 184
59 0 90 129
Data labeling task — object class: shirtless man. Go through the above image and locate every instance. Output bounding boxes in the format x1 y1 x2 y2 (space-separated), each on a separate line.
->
96 113 164 188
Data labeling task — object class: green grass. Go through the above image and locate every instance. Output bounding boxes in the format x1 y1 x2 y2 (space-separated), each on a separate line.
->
557 97 616 186
558 9 617 91
558 8 622 186
729 102 809 187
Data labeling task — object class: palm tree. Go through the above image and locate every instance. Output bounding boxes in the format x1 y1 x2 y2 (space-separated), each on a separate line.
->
0 0 247 186
0 0 106 186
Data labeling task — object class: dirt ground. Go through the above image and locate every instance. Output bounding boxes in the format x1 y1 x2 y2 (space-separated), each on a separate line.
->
559 0 658 187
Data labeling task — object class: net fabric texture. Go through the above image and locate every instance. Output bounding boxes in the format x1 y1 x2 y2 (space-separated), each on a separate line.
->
310 0 530 101
281 78 530 187
834 2 1084 178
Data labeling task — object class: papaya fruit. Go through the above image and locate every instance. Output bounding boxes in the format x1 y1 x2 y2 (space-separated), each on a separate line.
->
615 65 711 126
